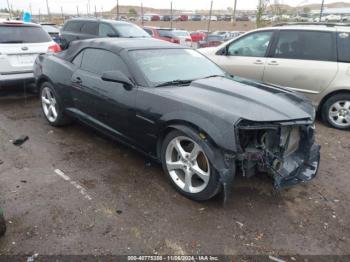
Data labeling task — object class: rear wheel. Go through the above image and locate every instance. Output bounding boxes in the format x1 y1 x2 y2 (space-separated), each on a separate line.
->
40 82 71 126
322 93 350 130
161 130 221 201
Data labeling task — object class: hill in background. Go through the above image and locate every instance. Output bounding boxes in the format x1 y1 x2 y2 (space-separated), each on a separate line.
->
109 1 350 16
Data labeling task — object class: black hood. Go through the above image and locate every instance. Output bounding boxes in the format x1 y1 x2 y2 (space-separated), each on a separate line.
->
158 76 314 124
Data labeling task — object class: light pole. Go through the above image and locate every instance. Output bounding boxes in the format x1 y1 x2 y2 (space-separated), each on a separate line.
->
116 0 119 20
46 0 51 21
170 2 173 29
320 0 325 20
141 2 144 26
61 6 64 21
6 0 11 18
207 0 213 32
232 0 237 22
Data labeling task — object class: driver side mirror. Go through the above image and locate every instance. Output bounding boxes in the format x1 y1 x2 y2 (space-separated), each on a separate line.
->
101 71 134 90
216 46 228 56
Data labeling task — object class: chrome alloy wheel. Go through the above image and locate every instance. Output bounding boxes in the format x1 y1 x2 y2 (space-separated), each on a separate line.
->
165 136 210 194
328 100 350 128
41 87 58 123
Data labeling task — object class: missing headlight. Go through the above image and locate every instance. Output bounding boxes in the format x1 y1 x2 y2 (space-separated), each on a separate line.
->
281 126 301 156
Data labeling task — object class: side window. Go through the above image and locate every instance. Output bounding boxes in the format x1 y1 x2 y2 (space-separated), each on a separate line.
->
81 49 129 75
227 31 273 57
81 22 98 35
337 32 350 63
143 28 153 36
273 30 335 61
72 51 84 66
99 23 116 37
64 21 82 33
158 30 172 38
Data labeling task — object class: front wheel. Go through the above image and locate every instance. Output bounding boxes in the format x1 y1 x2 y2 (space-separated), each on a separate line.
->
322 93 350 130
161 130 221 201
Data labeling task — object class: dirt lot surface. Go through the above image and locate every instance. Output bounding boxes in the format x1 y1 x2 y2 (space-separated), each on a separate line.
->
0 88 349 256
134 21 256 32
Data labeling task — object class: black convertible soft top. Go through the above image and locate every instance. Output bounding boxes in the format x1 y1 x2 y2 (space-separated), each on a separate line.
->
56 38 185 62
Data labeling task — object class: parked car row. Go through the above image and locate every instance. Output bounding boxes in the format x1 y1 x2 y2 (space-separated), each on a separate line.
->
139 14 251 22
259 14 350 23
143 27 192 47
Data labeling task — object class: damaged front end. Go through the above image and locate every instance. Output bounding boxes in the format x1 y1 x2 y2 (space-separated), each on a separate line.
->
236 119 320 190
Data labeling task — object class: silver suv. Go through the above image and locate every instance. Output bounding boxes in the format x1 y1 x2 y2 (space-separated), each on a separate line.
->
0 21 59 87
200 23 350 130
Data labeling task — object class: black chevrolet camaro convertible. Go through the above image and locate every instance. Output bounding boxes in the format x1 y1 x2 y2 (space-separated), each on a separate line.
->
34 38 320 201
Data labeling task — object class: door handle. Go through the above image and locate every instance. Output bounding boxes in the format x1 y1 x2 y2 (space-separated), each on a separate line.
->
268 60 279 65
72 76 82 84
254 59 264 65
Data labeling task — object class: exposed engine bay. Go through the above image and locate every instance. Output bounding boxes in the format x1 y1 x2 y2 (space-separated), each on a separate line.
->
236 120 320 190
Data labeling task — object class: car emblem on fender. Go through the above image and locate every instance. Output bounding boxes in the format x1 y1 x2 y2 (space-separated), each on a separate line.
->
21 46 28 51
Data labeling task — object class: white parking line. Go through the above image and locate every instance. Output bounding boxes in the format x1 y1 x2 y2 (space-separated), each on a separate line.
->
54 169 92 201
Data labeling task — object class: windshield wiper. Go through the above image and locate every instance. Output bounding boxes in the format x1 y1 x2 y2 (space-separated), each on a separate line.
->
0 40 23 43
126 36 149 38
155 79 194 87
201 74 226 79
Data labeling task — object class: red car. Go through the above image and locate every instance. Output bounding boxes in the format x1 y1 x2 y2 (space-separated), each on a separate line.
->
179 15 188 21
143 27 192 47
190 31 206 42
151 15 160 21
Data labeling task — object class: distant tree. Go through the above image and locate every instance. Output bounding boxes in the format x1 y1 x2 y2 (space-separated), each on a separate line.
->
303 7 311 13
256 0 269 28
128 8 137 16
0 8 9 13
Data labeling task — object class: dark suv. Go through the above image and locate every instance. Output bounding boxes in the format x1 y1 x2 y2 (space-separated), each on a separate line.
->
60 18 149 46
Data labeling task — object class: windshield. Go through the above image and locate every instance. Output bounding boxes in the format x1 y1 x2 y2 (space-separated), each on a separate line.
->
0 25 51 43
207 35 223 41
129 49 225 85
113 24 150 38
42 25 60 33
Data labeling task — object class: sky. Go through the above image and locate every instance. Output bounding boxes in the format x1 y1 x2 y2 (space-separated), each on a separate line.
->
0 0 347 15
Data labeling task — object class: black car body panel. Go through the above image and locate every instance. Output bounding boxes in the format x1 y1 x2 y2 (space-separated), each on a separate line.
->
34 38 320 198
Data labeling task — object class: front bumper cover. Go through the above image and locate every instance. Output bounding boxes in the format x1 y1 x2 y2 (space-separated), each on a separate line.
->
272 144 320 190
237 121 320 191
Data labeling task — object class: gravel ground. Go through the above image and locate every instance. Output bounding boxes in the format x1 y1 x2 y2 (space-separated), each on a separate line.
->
0 89 349 256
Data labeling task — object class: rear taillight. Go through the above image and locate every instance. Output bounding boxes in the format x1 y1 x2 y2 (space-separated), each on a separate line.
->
185 37 192 42
48 43 61 53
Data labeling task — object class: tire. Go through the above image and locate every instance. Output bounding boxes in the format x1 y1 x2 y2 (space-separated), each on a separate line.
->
40 82 71 127
321 93 350 130
161 130 221 201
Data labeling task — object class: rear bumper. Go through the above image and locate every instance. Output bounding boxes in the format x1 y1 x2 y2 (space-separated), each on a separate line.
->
0 72 34 85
